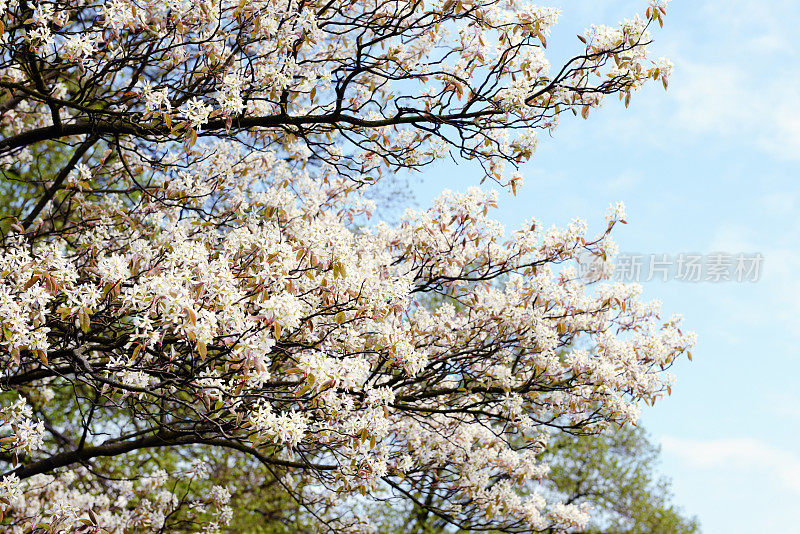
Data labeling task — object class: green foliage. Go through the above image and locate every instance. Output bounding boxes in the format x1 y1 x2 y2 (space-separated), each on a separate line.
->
0 140 68 233
543 425 700 534
228 425 699 534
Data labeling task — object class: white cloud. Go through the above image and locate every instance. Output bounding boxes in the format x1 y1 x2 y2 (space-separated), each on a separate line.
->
698 0 795 55
662 436 800 494
759 192 797 215
763 392 800 424
671 61 748 134
669 57 800 161
704 223 800 338
605 170 642 192
706 224 760 254
661 0 800 160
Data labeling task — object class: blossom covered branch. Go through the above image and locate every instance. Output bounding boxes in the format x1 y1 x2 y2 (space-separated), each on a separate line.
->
1 0 672 181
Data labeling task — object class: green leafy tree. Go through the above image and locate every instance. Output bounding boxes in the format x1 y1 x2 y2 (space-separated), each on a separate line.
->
541 426 699 534
219 418 699 534
353 425 701 534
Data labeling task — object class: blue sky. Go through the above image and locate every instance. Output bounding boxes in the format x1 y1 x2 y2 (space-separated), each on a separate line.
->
408 1 800 532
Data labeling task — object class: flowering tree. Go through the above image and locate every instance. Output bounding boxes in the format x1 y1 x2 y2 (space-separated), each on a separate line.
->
0 0 692 532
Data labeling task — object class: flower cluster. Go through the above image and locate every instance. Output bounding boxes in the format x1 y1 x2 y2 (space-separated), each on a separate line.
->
0 142 692 530
0 397 45 457
0 0 672 184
